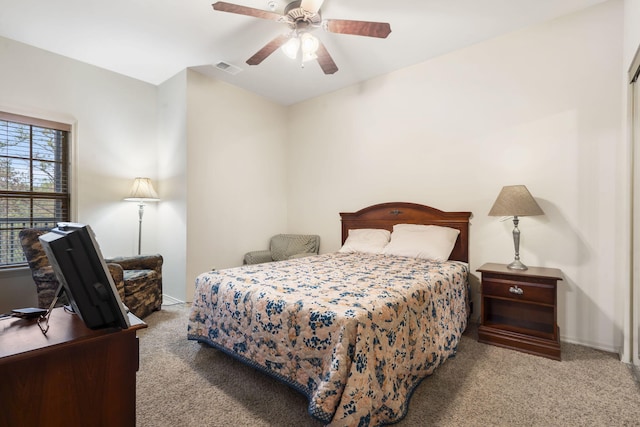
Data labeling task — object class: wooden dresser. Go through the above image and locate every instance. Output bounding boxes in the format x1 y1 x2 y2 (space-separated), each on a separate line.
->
477 262 563 360
0 307 147 426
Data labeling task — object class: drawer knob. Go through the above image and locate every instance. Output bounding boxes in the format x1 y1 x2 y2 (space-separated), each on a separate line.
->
509 285 524 295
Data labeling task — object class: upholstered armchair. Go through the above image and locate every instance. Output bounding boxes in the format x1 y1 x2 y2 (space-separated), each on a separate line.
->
243 234 320 265
19 228 162 319
104 254 163 319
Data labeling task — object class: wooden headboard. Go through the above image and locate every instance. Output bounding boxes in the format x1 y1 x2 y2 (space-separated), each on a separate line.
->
340 202 472 263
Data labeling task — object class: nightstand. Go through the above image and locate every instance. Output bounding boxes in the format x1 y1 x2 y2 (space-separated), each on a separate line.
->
477 262 563 360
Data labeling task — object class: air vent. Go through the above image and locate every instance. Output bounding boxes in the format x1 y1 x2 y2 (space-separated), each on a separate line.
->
214 61 243 75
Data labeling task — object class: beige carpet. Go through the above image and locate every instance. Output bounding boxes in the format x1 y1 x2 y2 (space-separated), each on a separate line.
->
136 303 640 426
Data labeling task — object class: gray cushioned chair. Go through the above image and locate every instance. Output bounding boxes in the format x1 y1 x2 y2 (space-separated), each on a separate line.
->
243 234 320 265
19 228 163 319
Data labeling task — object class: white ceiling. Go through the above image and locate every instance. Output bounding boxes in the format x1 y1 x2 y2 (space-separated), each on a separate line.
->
0 0 605 106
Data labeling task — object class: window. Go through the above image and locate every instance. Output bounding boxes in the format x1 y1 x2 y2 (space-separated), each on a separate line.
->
0 112 70 268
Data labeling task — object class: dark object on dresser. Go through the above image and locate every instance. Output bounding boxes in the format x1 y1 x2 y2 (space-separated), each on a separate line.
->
19 228 162 319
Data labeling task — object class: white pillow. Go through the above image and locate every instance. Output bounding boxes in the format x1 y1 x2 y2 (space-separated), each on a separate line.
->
382 224 460 261
339 228 391 254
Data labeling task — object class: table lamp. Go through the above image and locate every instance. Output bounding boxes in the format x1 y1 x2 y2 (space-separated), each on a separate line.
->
488 185 544 270
124 177 159 255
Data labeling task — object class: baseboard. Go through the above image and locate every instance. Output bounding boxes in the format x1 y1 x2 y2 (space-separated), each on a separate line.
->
162 294 185 306
560 335 619 356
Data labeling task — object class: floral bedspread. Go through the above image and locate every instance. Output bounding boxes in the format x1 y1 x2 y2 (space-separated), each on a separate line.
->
187 252 469 426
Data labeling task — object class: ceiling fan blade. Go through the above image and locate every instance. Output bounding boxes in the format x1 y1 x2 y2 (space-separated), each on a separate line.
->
325 19 392 38
300 0 325 14
315 42 338 75
246 34 289 66
212 2 282 21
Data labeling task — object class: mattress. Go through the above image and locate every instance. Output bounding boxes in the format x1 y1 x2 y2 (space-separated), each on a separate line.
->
187 252 469 426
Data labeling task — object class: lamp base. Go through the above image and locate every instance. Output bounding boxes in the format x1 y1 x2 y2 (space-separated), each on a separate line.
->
507 259 528 270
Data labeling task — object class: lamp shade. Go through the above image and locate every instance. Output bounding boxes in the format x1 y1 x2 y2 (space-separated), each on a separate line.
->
488 185 543 217
300 33 319 55
124 177 160 202
281 36 300 59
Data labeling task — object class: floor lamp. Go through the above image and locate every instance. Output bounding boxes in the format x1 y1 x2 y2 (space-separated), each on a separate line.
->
488 185 544 270
124 177 160 255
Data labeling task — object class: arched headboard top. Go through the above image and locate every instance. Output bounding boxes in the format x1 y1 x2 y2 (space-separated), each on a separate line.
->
340 202 472 263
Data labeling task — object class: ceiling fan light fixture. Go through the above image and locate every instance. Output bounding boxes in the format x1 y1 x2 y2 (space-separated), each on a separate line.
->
300 32 319 55
281 36 300 59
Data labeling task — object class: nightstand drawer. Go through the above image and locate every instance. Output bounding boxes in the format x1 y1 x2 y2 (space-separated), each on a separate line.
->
482 278 555 305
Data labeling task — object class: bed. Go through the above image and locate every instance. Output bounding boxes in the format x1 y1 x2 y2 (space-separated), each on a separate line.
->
187 202 472 426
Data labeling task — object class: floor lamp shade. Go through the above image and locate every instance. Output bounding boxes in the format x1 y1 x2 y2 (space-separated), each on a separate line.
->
124 177 160 202
124 178 159 255
489 185 544 270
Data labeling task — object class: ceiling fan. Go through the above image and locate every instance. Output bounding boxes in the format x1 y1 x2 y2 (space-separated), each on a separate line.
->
212 0 392 74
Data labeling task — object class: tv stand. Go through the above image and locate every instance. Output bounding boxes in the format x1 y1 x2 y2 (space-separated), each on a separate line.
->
0 307 147 426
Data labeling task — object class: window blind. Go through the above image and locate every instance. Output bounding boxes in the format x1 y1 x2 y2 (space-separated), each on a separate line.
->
0 112 70 268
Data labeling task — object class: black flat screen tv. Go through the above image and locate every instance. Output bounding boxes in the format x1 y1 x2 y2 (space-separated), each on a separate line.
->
39 223 130 330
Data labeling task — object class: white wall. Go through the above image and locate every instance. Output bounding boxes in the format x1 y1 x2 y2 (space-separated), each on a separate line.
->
151 68 290 303
0 37 158 312
286 1 624 352
157 70 188 302
184 69 288 301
